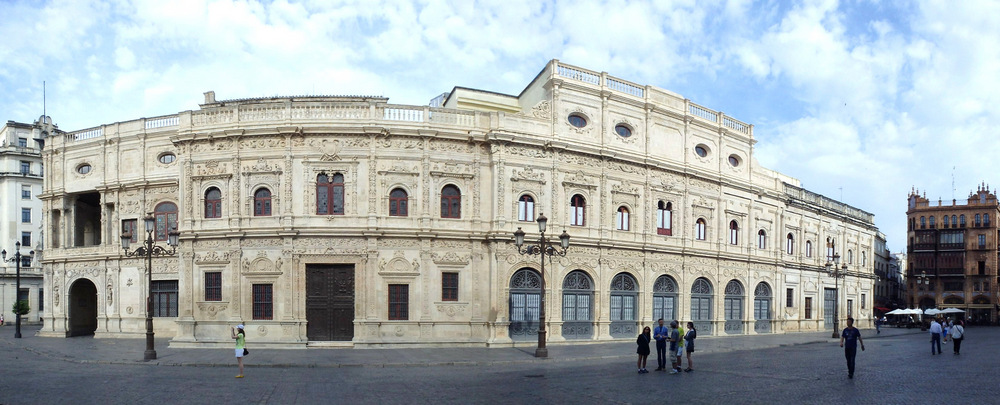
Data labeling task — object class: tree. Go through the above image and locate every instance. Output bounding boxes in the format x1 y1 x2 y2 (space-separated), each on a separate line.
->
12 300 30 316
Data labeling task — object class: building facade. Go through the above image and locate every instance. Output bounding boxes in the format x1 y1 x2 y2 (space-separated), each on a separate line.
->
906 186 999 324
38 60 879 347
0 118 50 325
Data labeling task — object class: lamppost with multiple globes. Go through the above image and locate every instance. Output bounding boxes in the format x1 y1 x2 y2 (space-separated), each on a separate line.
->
826 253 847 338
915 270 931 307
1 242 34 339
513 213 570 358
120 213 179 361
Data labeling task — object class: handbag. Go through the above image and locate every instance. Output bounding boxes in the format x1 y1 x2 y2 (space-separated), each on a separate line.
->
243 348 249 356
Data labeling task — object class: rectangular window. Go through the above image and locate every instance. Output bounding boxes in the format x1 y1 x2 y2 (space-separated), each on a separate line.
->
21 232 31 246
656 208 672 236
20 161 29 174
21 208 30 223
151 280 179 317
786 288 794 307
122 219 138 244
18 137 27 148
861 294 866 309
20 255 31 267
252 284 273 320
804 297 812 319
979 234 986 249
21 185 30 199
847 299 853 317
979 261 986 275
389 284 409 320
38 288 43 312
205 272 222 301
442 272 458 301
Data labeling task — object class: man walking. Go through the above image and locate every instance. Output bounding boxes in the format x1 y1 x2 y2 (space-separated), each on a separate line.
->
653 318 669 371
929 318 943 355
668 321 682 374
839 317 865 379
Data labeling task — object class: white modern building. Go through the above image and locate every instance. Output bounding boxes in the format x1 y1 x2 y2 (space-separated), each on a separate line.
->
0 118 49 326
37 60 879 347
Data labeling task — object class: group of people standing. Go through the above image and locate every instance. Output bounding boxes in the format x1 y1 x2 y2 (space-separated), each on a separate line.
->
636 319 696 374
929 318 965 355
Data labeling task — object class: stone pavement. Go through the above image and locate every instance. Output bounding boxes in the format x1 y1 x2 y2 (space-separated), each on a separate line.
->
0 325 922 368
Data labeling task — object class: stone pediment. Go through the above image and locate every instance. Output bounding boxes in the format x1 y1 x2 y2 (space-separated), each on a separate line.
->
378 252 420 277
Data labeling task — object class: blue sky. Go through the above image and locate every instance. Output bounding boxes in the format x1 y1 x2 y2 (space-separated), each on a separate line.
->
3 0 1000 249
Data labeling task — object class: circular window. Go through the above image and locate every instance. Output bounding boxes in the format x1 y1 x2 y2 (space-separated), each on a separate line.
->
158 153 176 164
77 164 92 174
568 114 587 128
614 124 632 138
694 145 709 158
729 155 740 167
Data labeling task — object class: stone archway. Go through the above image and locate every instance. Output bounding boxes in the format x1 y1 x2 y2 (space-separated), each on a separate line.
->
68 279 98 336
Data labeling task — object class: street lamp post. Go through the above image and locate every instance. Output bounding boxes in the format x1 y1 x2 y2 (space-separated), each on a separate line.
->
916 271 931 307
2 242 34 338
826 253 847 338
513 213 570 358
120 213 179 361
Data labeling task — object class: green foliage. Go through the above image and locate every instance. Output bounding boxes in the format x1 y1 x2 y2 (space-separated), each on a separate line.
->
12 300 30 316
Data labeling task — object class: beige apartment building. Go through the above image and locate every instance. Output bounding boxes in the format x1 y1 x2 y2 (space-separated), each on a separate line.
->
37 60 879 347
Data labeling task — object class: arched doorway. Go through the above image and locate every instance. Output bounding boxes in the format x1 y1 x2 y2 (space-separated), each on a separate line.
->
919 297 936 309
691 278 714 335
652 275 678 322
509 268 541 341
609 273 638 338
561 270 594 340
753 282 772 333
724 280 745 334
68 278 98 336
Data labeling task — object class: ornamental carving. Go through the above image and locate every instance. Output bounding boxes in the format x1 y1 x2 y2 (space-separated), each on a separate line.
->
562 171 597 190
198 303 228 320
506 146 549 159
531 100 551 119
431 140 472 154
243 256 277 273
377 159 420 175
243 157 281 173
196 251 231 264
611 183 640 196
511 167 546 183
378 253 420 275
436 303 468 318
609 161 645 175
430 161 474 177
194 160 230 177
432 240 470 249
239 137 286 150
559 153 600 167
653 275 677 293
379 239 419 248
432 252 471 265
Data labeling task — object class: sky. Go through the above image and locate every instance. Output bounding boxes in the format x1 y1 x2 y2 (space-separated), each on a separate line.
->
2 0 999 250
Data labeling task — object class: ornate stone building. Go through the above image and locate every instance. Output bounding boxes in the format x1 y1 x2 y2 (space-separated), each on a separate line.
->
906 185 999 324
38 60 878 346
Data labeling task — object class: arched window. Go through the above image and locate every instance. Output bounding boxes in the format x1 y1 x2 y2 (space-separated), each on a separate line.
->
960 215 966 227
943 215 950 228
861 251 867 266
920 216 926 228
570 194 586 226
656 201 672 235
975 214 981 227
929 216 936 228
440 185 461 218
695 218 706 240
806 240 813 257
204 187 221 218
729 220 739 245
609 273 638 338
753 282 772 333
508 268 541 341
253 188 272 216
316 173 345 215
517 195 535 222
757 230 767 249
986 214 991 227
724 280 745 335
826 238 835 261
652 275 678 322
848 249 853 264
951 215 957 228
691 278 713 335
561 270 594 340
389 188 408 217
154 202 178 242
786 233 794 254
615 206 630 231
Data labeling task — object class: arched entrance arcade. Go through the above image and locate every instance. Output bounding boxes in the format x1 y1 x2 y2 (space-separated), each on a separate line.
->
68 278 98 337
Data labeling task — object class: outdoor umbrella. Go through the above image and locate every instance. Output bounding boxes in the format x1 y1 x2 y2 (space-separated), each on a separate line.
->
886 309 904 315
940 308 965 314
924 308 942 316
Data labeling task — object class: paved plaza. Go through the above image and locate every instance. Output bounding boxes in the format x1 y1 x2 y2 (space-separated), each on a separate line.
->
1 325 997 404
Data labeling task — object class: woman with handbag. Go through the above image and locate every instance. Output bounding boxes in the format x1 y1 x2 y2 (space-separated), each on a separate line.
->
950 320 965 355
232 324 247 378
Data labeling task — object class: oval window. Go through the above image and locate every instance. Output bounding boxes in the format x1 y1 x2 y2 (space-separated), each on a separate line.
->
158 153 176 164
77 164 92 174
614 124 632 138
568 114 587 128
695 145 708 158
729 155 740 167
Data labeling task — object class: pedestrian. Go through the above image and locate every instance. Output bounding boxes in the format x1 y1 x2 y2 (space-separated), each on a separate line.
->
942 318 950 343
232 324 247 378
684 321 697 372
674 320 685 373
874 317 881 334
839 317 865 379
636 326 651 373
929 318 942 355
950 320 965 355
668 321 682 374
1 313 4 326
653 318 669 371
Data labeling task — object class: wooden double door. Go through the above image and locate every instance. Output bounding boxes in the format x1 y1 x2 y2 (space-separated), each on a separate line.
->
306 264 355 341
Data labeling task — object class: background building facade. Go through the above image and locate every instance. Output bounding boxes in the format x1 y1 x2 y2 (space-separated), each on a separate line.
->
38 60 879 346
906 186 999 324
0 118 49 325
